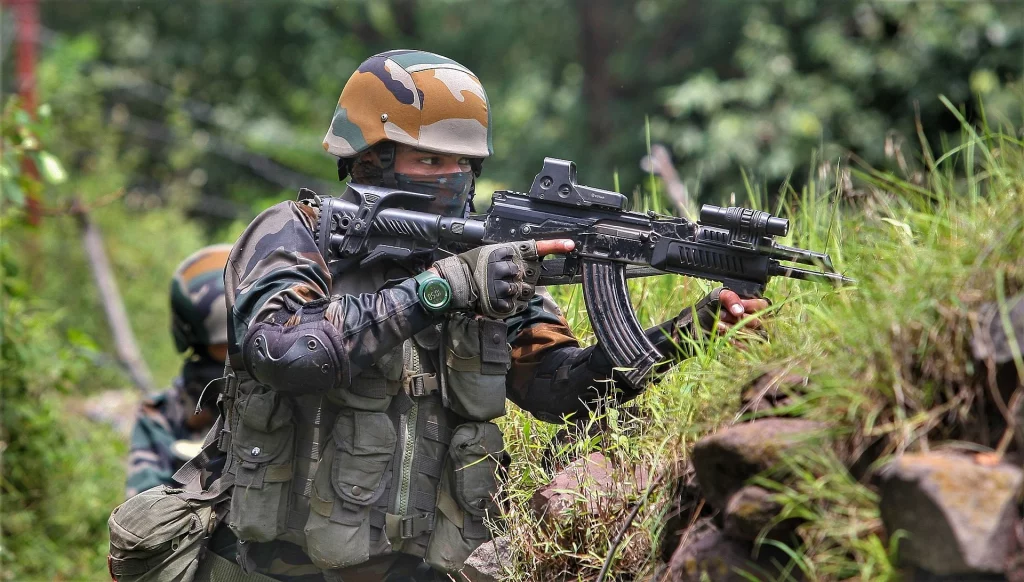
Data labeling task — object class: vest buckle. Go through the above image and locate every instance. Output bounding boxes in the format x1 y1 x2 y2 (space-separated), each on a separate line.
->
403 372 438 397
400 513 434 539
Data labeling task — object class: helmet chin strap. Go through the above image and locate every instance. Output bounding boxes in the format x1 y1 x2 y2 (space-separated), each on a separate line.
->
376 142 398 188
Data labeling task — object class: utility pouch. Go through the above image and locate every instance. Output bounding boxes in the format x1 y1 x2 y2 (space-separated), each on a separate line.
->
304 408 396 569
424 422 503 573
326 344 404 412
444 315 509 421
228 386 295 542
107 485 224 582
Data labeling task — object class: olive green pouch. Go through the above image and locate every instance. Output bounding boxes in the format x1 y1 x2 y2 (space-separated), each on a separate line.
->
424 422 503 573
108 485 223 582
304 409 396 569
228 386 295 542
445 315 509 421
327 345 404 412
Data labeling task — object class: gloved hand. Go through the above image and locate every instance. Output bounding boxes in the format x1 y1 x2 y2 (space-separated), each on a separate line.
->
432 241 542 319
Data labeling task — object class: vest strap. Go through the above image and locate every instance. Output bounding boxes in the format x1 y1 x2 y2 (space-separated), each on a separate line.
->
193 551 279 582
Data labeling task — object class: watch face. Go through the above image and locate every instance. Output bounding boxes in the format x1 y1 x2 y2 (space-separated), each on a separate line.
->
421 279 451 310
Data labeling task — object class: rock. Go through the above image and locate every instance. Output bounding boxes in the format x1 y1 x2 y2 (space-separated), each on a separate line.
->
722 485 796 541
692 418 828 510
530 452 649 522
658 461 712 563
664 519 798 581
971 294 1024 421
459 536 511 582
877 452 1024 576
739 370 809 415
971 294 1024 366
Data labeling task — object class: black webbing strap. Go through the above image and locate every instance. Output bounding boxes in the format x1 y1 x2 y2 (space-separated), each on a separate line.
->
172 414 225 491
193 551 279 582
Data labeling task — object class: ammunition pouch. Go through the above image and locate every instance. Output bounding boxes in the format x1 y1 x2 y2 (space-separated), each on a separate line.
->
444 314 509 421
425 422 503 573
108 486 227 582
227 386 295 542
304 409 397 570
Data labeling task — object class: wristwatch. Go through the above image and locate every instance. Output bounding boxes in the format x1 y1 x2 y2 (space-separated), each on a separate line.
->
414 270 452 313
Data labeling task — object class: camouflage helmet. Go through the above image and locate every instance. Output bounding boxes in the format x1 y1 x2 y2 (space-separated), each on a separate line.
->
170 244 231 353
323 50 493 159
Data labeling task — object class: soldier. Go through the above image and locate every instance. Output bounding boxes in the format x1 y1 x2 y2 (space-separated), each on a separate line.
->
193 50 767 581
124 245 231 498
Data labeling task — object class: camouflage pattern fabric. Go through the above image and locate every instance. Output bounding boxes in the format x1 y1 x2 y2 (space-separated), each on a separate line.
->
171 244 232 353
224 199 577 398
215 199 581 580
323 50 492 159
125 378 208 498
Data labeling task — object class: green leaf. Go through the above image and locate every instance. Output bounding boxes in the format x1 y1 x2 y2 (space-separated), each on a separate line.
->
3 176 25 206
36 151 67 185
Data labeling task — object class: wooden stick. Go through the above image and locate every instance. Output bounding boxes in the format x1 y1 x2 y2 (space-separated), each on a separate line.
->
642 144 695 219
73 200 154 393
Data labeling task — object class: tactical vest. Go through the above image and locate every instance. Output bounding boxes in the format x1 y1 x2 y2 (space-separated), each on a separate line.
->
219 263 510 575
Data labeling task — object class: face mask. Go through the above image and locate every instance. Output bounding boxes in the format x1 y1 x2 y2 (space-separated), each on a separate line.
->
395 171 474 217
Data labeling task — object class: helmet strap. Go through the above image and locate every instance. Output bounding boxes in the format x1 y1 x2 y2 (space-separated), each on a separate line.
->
377 142 398 188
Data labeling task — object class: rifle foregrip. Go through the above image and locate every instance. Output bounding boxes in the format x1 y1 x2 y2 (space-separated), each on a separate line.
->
581 259 662 389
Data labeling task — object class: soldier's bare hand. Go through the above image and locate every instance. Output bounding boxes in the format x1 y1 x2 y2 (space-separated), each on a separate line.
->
716 288 770 333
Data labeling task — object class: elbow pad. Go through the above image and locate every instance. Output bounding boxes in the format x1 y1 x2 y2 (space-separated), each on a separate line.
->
243 319 347 393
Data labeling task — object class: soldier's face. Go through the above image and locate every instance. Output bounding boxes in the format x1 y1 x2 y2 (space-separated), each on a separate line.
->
392 145 472 176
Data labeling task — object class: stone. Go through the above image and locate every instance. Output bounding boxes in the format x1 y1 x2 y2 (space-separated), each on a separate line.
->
739 370 810 415
663 519 798 582
971 293 1024 366
692 418 828 510
459 536 511 582
722 485 797 541
877 452 1024 576
658 461 711 563
530 452 649 522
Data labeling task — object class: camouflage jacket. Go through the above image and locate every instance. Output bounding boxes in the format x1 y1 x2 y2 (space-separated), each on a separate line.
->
222 198 684 422
125 378 208 498
210 198 705 580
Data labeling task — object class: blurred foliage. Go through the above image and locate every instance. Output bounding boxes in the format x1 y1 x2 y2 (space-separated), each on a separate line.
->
654 0 1024 199
1 100 126 580
11 0 1019 212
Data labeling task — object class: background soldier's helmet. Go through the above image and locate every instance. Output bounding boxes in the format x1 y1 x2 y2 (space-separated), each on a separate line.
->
323 49 493 159
170 244 231 353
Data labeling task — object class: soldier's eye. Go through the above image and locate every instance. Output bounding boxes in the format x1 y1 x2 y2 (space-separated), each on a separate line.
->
418 157 439 166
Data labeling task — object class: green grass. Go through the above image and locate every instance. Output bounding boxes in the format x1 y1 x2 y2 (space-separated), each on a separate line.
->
495 110 1024 580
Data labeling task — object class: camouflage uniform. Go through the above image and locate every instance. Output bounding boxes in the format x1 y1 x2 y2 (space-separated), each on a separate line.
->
124 245 231 498
201 51 710 582
125 378 212 498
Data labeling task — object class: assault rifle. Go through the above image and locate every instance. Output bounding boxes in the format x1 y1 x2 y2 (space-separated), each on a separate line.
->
311 158 852 386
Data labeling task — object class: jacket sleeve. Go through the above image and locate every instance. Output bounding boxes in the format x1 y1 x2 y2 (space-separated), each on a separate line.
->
124 400 176 498
225 200 439 385
505 289 708 423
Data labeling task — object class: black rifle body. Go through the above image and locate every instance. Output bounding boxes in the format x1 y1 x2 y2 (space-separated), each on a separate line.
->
313 158 849 386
